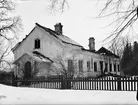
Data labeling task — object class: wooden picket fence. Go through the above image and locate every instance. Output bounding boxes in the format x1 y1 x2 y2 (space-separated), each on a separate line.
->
13 76 138 91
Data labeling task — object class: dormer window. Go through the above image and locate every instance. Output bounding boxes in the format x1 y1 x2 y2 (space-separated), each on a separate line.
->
34 38 40 49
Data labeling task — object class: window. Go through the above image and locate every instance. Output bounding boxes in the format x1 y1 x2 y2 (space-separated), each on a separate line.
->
94 62 97 72
91 58 93 69
79 60 83 72
114 64 116 72
35 38 40 49
104 63 108 72
118 65 120 72
110 64 112 72
100 61 103 73
68 60 74 73
87 61 90 72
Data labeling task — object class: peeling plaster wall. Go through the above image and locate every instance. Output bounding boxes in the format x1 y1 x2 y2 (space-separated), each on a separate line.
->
13 26 120 78
14 26 64 61
14 54 51 78
62 48 120 77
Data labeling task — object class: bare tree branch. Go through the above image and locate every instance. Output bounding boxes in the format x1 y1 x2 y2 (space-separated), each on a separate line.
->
0 0 22 72
48 0 69 13
97 0 138 45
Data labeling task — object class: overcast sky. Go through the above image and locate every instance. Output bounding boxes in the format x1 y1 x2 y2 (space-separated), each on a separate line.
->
14 0 120 50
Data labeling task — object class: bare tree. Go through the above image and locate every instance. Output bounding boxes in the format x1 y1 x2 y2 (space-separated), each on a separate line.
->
47 0 138 46
109 36 132 58
0 0 22 72
49 54 79 89
97 0 138 46
50 54 78 78
17 61 39 79
48 0 69 13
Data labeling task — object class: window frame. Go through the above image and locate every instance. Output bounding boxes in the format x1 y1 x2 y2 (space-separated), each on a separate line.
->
114 64 116 72
79 60 83 72
68 59 74 73
110 63 112 72
87 61 90 72
94 62 97 72
105 63 108 72
34 38 40 49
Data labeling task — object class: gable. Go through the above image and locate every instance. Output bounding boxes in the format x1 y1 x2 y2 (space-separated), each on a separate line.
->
14 52 52 64
12 23 83 52
97 47 119 58
13 26 65 61
35 23 83 47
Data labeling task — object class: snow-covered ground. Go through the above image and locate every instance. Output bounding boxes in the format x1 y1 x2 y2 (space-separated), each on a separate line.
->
0 84 138 104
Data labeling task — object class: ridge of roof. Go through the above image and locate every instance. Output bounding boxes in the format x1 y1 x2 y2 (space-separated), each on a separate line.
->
12 23 83 52
35 23 83 48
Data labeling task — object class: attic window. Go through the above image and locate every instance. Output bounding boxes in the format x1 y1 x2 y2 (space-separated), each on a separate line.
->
35 38 40 49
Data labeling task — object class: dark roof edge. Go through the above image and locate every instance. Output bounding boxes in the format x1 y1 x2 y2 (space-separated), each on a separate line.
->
12 27 36 52
81 48 97 54
12 23 84 52
81 47 119 58
36 23 83 48
32 51 53 63
97 47 120 58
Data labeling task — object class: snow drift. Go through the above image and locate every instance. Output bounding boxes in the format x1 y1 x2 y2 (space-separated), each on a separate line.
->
0 84 138 104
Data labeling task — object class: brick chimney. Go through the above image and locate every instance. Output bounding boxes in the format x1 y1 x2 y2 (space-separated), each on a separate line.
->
89 37 95 51
54 23 63 35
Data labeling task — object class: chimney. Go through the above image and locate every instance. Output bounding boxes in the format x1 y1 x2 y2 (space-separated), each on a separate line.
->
54 23 63 35
89 37 95 51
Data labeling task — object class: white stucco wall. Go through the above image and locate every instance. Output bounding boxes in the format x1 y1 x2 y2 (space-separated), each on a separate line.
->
61 48 120 77
13 24 120 78
13 26 64 61
14 54 52 78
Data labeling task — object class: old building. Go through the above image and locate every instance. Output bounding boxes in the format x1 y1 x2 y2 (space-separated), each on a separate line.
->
12 23 120 78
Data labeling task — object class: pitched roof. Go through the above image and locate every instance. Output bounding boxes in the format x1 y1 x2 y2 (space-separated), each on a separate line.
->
12 23 83 52
96 47 119 58
13 52 53 64
36 23 82 47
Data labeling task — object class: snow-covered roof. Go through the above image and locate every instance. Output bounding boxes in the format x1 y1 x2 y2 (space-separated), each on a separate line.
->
57 34 81 46
36 23 83 47
12 23 83 52
29 53 52 63
13 52 53 64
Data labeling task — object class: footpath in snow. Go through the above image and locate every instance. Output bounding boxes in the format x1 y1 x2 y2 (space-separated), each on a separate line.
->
0 84 138 104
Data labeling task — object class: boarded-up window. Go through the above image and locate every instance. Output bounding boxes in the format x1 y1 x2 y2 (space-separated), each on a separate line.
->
94 62 97 72
68 60 73 73
35 38 40 49
110 64 112 72
87 61 90 72
79 60 83 72
114 64 116 72
104 63 108 72
91 58 93 69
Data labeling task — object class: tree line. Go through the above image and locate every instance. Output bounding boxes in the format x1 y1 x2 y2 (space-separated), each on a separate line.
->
120 41 138 76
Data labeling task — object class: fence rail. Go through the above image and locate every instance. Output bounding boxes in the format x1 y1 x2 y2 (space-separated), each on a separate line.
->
11 76 138 91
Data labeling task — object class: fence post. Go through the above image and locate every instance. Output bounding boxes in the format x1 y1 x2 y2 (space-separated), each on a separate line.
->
12 75 17 87
136 77 138 101
117 77 121 91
